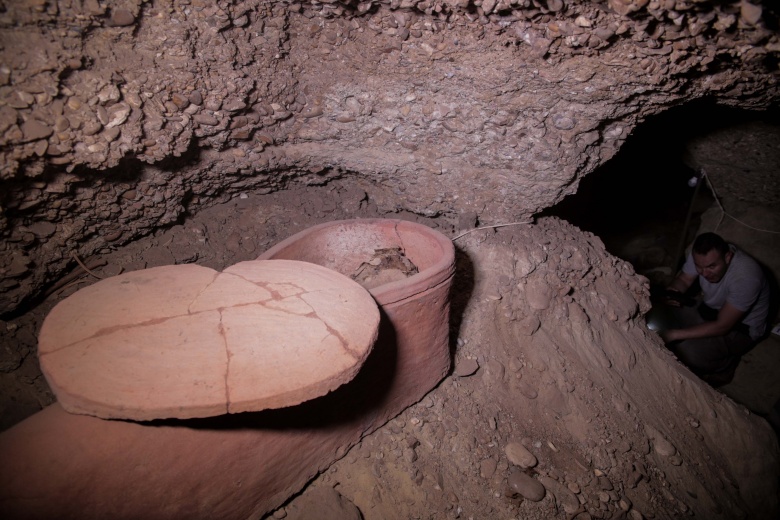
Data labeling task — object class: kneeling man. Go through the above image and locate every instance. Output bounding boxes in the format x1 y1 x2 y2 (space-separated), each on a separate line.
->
661 232 770 385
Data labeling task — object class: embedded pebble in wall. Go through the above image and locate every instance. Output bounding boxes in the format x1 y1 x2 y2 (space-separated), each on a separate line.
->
506 468 545 502
539 476 580 514
740 2 762 25
668 454 683 466
645 424 677 457
301 106 323 118
96 85 120 106
454 358 479 377
482 358 505 383
106 104 131 128
483 289 501 302
8 91 33 108
517 315 541 336
171 93 189 110
96 106 109 126
256 132 274 145
515 379 538 400
189 90 203 106
551 113 576 130
0 64 10 85
223 99 247 112
124 91 143 109
107 9 136 27
0 107 15 133
575 16 593 28
21 120 52 142
54 116 70 132
275 110 293 122
102 229 123 242
65 97 81 111
82 120 102 136
87 141 107 155
480 458 497 479
524 279 552 310
33 140 48 156
344 97 362 116
403 447 417 463
103 127 120 142
504 441 537 469
194 113 219 126
204 97 222 112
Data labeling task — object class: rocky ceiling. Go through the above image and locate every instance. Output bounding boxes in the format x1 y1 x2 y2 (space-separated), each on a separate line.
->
0 0 778 315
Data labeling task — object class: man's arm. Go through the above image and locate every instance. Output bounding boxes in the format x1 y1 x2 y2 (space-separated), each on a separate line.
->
667 271 696 294
663 271 697 307
662 302 746 342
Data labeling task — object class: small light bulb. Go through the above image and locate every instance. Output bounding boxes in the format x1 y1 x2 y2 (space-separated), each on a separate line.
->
687 176 699 188
647 319 659 331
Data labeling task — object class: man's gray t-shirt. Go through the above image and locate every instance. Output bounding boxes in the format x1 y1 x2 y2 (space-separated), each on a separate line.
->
683 245 770 339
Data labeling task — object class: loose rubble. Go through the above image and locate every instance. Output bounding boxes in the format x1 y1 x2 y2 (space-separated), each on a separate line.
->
305 216 778 519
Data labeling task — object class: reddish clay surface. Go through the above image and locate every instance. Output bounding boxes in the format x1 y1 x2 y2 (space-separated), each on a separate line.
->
258 219 456 307
259 218 456 424
38 260 379 421
0 219 456 520
0 403 389 520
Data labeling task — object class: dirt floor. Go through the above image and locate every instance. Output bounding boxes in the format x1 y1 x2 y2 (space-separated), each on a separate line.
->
1 178 779 519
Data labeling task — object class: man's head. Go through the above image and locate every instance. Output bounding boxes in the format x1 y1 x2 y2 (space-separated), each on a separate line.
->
692 232 733 283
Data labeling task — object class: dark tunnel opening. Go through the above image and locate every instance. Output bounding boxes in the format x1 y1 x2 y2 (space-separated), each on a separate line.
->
541 100 779 286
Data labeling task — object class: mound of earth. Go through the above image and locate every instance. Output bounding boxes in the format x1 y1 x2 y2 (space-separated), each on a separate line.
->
275 217 780 520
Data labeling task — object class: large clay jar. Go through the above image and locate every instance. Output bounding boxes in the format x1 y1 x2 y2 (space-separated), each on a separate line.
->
258 218 455 420
0 220 455 520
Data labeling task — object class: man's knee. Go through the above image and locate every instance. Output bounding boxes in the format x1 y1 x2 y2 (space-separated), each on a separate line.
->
672 338 731 375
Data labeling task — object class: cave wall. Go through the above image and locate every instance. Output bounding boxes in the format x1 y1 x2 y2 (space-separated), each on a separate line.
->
1 0 778 315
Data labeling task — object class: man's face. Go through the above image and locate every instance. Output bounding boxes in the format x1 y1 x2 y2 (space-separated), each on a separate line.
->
693 248 733 283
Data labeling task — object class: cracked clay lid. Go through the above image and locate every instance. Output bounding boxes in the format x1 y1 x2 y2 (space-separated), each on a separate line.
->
38 260 380 421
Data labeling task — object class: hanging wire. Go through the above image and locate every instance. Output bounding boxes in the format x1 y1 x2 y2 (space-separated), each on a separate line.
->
701 170 780 235
451 169 779 242
451 220 534 241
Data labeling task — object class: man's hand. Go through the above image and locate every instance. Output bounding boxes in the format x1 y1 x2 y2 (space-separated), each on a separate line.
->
661 302 746 343
661 289 696 307
663 290 683 307
666 272 696 298
660 329 681 342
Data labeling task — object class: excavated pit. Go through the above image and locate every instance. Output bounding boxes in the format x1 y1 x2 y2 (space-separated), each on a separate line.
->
1 1 780 519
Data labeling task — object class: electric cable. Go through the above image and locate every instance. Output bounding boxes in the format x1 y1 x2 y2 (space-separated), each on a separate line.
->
451 220 534 241
701 171 780 235
451 168 779 242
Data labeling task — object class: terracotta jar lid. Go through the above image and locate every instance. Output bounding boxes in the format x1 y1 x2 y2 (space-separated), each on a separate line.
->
38 260 379 421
